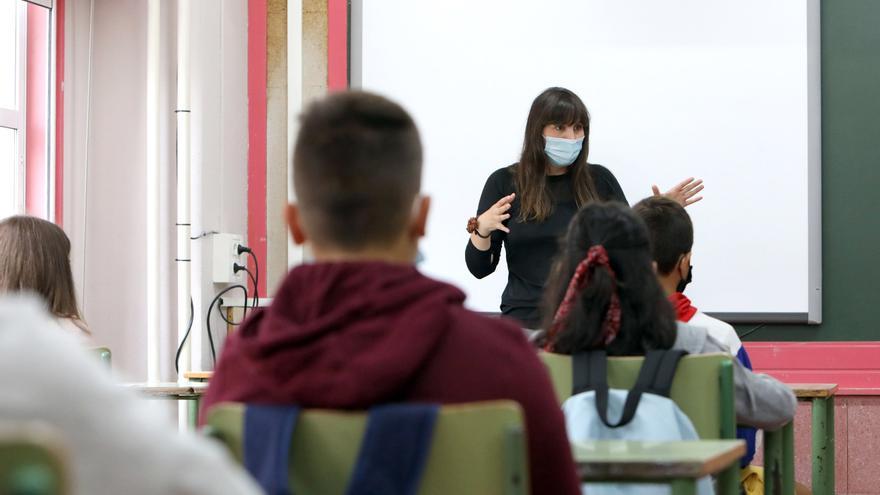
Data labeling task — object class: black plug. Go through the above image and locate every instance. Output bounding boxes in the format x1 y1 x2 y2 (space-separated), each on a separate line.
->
237 244 252 255
233 263 247 274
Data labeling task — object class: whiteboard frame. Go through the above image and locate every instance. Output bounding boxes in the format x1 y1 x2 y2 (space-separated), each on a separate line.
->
349 0 822 324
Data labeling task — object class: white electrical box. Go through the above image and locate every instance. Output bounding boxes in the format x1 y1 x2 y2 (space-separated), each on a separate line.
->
212 233 245 284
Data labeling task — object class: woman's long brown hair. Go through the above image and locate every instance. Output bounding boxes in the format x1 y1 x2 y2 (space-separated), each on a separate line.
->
514 87 599 222
0 216 87 330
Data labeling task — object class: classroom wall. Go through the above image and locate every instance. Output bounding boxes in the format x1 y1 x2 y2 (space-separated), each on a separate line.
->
63 0 174 381
62 0 249 380
737 0 880 342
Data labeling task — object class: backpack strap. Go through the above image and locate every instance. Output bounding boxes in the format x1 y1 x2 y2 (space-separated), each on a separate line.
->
345 404 439 495
643 349 688 397
574 351 642 428
244 404 300 495
572 350 608 395
572 350 688 429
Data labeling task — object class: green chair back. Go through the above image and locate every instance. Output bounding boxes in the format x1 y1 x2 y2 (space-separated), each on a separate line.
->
89 347 111 368
207 400 529 495
0 422 68 495
539 352 736 440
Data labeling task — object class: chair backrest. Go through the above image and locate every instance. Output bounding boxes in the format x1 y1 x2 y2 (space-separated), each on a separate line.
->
0 421 68 495
207 400 528 495
89 347 111 368
540 352 735 440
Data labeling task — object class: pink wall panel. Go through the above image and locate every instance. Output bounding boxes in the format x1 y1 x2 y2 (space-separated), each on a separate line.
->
25 4 50 219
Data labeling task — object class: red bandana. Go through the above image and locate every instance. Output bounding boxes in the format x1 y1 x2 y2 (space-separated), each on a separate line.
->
669 292 697 322
545 245 622 351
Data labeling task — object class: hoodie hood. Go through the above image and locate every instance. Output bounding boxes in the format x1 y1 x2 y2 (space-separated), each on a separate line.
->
215 261 466 408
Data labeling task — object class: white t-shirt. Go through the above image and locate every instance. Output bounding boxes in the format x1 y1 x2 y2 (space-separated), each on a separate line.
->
0 296 260 495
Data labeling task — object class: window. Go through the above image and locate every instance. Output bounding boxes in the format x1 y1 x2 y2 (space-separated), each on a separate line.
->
0 0 24 220
0 0 54 221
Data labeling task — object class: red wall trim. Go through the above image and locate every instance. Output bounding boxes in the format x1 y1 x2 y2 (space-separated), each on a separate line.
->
54 0 64 226
25 4 50 219
327 0 348 90
744 342 880 395
247 0 268 294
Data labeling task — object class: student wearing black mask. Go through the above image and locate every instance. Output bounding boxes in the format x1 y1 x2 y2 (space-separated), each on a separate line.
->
633 196 759 468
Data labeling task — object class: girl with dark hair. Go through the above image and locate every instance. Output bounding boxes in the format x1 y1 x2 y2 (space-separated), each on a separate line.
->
540 202 676 356
0 216 90 340
541 202 796 431
465 87 703 328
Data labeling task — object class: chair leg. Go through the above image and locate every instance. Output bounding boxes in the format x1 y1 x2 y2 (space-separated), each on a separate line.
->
670 478 697 495
189 398 200 430
718 463 740 495
812 397 835 495
782 422 795 495
764 427 784 495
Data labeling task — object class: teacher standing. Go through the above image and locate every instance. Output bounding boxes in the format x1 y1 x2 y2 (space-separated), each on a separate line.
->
465 87 703 328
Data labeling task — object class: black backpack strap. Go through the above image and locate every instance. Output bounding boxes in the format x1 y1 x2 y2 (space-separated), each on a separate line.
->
573 350 643 429
645 349 688 397
572 350 688 429
602 352 669 428
572 350 607 396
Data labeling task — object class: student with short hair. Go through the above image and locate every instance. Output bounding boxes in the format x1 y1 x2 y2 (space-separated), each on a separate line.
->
633 195 758 465
0 216 90 341
539 202 795 431
201 91 581 494
632 196 745 356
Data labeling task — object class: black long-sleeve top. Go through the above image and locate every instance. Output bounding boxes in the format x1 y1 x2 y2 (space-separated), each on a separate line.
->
465 164 628 328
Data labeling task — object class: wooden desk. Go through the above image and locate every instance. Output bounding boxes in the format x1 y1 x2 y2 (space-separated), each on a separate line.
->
220 298 272 334
788 383 838 495
123 382 208 429
573 439 745 495
182 372 213 382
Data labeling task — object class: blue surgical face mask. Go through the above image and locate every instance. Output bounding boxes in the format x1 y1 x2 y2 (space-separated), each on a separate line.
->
544 136 584 167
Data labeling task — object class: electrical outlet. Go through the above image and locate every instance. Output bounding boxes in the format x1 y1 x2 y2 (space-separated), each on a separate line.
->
212 233 244 284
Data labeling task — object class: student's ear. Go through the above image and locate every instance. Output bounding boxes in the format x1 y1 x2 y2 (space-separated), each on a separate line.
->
652 261 658 274
678 252 692 277
286 203 308 245
410 195 431 239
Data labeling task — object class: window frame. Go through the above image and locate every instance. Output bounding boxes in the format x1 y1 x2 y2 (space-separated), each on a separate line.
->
0 4 28 218
1 0 57 221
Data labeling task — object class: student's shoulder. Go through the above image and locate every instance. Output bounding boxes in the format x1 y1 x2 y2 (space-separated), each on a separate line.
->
689 311 741 353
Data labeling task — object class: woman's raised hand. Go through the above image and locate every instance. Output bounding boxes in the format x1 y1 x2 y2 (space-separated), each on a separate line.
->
477 193 516 235
652 177 704 207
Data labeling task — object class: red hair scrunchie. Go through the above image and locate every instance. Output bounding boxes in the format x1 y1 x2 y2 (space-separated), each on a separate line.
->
544 245 622 351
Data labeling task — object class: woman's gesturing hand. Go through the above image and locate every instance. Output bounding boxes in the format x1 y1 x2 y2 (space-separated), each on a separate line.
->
652 177 704 207
477 193 516 235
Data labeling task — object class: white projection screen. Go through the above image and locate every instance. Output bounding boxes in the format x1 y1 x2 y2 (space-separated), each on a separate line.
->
350 0 822 323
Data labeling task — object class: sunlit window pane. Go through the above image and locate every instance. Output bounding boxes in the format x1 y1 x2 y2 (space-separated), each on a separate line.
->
0 127 16 220
0 0 18 110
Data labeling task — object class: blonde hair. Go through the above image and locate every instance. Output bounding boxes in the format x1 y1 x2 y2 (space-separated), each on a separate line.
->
0 216 87 331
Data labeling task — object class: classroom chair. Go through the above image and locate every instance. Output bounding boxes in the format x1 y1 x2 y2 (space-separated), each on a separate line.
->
541 352 740 493
0 421 68 495
89 347 111 368
540 352 796 495
206 400 528 495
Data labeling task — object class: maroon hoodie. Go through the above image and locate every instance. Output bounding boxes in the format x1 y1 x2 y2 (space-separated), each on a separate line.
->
201 261 580 495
